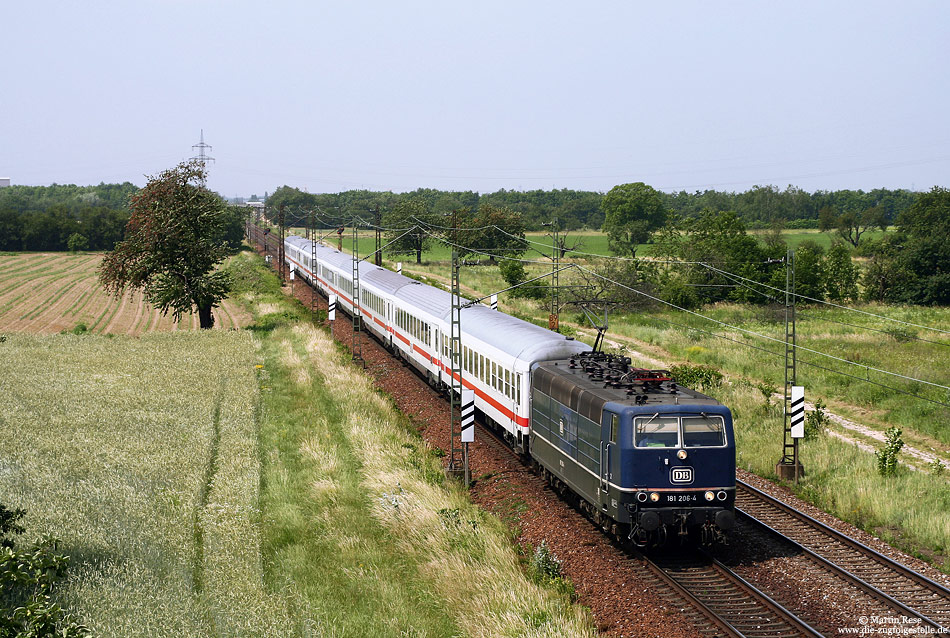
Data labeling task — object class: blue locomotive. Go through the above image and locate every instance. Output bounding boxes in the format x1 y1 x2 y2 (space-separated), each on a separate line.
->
529 352 736 546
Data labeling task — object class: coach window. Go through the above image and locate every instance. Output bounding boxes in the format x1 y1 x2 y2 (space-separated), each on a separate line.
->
634 415 679 448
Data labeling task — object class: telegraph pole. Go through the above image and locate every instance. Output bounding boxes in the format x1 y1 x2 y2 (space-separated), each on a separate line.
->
448 249 463 477
351 221 364 367
374 204 383 266
543 218 560 332
278 204 286 283
310 209 318 315
776 249 804 482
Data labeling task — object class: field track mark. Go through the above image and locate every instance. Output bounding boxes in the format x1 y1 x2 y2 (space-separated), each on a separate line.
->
214 303 232 329
141 307 156 333
125 294 148 335
64 285 96 318
0 256 96 317
94 292 126 334
101 290 131 334
0 253 72 279
192 377 225 594
20 273 90 321
18 274 96 333
87 293 117 333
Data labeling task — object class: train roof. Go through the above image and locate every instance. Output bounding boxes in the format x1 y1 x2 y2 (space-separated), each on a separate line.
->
284 235 591 363
534 354 723 425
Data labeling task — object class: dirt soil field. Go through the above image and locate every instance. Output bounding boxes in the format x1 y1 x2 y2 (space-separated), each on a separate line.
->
0 252 250 334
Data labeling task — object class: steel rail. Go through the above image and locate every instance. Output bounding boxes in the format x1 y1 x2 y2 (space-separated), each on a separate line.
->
736 478 950 629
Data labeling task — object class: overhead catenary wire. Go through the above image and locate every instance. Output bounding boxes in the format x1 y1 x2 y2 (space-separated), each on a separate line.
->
630 313 950 409
574 264 950 394
690 262 950 349
699 261 950 336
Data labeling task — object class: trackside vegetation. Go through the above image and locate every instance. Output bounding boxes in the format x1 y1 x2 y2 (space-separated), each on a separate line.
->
238 250 596 637
0 248 595 637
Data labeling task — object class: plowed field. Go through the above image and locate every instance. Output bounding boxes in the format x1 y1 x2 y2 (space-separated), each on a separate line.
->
0 252 250 334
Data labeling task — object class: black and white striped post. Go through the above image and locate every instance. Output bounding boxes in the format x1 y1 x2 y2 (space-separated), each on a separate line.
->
328 294 337 322
461 389 475 487
789 386 805 439
490 294 498 311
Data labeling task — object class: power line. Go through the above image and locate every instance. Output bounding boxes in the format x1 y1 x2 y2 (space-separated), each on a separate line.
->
634 313 950 409
574 265 950 394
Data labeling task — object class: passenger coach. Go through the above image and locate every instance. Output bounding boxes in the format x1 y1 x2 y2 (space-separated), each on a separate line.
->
282 235 588 451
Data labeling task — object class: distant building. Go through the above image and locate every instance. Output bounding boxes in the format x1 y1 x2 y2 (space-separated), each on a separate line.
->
0 178 10 188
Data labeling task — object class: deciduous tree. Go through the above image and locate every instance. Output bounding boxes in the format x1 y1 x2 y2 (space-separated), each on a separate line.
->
384 198 437 264
98 161 231 328
601 182 668 257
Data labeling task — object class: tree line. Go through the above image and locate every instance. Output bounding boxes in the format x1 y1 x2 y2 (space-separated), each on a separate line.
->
263 184 918 232
0 182 245 253
0 183 138 251
261 181 944 306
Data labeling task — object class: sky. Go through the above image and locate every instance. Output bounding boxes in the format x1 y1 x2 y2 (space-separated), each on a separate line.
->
2 1 948 199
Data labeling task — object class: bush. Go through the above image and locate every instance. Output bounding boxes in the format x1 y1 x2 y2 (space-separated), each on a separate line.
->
755 378 779 413
803 398 828 440
0 505 89 638
66 233 89 253
498 259 546 300
876 427 904 477
530 540 562 580
670 363 723 392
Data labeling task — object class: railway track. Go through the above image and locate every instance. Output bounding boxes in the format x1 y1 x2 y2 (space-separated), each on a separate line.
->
642 549 823 638
472 419 824 637
736 479 950 631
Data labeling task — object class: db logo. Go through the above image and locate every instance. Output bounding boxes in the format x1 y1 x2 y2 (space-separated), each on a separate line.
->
671 467 694 484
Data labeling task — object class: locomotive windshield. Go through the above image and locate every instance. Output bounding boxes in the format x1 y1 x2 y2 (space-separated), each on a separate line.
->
682 415 726 447
634 413 726 448
634 415 679 448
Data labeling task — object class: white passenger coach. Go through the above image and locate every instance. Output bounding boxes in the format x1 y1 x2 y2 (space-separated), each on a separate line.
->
283 234 590 450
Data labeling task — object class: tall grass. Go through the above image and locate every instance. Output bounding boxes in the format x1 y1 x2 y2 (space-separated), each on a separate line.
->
0 330 295 636
245 244 595 635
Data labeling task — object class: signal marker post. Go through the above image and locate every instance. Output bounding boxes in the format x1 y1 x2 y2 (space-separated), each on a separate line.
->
461 389 475 487
789 386 805 439
328 294 337 322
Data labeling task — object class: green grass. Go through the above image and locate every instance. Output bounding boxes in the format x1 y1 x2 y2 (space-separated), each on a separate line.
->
749 228 888 251
723 378 950 567
0 248 596 636
0 329 293 637
243 250 595 637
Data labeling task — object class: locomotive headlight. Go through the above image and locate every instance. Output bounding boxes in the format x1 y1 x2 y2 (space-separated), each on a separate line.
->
649 492 660 502
704 491 715 501
677 450 687 460
717 491 728 501
636 491 648 503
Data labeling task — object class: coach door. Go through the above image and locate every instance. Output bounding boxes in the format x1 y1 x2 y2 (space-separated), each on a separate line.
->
600 413 619 510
